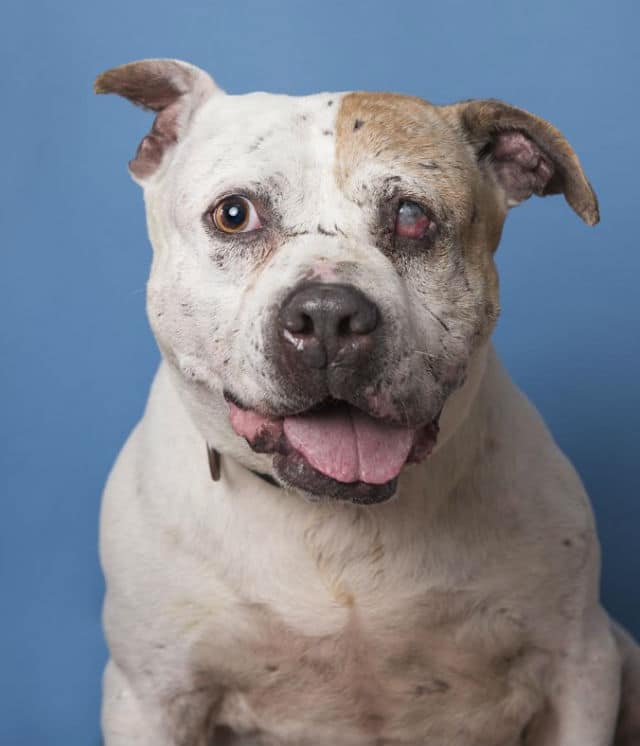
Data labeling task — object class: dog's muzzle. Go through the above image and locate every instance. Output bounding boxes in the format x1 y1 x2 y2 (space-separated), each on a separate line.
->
222 281 441 502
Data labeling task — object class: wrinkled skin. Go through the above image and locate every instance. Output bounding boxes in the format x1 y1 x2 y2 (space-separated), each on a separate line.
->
95 60 639 746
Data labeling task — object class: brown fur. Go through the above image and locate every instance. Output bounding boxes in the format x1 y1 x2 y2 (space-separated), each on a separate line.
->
94 60 217 179
443 99 600 225
335 92 504 349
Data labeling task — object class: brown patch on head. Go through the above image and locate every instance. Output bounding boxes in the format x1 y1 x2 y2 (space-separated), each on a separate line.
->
334 92 506 255
334 92 504 341
335 92 475 219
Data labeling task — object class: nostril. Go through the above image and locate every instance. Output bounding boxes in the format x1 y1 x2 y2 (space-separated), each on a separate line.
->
349 306 378 336
284 312 314 335
337 316 352 336
300 314 314 335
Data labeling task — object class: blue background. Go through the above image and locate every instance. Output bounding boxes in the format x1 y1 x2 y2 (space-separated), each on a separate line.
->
1 1 638 743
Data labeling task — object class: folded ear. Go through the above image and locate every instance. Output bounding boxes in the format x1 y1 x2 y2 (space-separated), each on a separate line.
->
94 59 220 182
445 99 599 225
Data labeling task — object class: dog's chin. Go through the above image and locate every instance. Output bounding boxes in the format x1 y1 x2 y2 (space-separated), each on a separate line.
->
224 394 440 504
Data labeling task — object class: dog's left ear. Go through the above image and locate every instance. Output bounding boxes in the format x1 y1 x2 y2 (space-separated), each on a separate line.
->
94 59 221 182
445 99 599 225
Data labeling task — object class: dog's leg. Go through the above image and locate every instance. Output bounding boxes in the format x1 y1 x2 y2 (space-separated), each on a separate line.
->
612 620 640 745
526 612 622 745
102 660 170 746
102 660 218 746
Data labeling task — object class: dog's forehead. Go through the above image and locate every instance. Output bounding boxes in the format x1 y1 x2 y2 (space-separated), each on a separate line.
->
186 90 342 163
177 90 470 200
335 92 469 179
172 91 341 206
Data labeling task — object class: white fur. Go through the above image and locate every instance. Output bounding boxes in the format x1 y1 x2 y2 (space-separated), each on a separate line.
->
101 348 626 745
99 70 637 745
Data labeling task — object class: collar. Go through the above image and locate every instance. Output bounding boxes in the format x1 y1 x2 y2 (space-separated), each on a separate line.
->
206 443 280 488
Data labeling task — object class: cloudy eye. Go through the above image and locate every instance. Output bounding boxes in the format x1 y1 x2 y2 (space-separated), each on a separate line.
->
211 195 262 234
395 200 433 239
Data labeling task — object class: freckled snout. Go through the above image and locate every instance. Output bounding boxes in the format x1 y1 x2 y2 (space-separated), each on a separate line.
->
278 282 380 370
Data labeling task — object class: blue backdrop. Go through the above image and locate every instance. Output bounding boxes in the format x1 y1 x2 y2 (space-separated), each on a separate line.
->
1 1 638 743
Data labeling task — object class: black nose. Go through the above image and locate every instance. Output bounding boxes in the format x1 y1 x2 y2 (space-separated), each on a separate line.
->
278 282 380 369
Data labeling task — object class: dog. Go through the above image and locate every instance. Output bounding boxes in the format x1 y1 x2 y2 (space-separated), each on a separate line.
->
94 59 639 746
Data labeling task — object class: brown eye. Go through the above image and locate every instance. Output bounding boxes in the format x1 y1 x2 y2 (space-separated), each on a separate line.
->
211 195 261 234
395 200 432 239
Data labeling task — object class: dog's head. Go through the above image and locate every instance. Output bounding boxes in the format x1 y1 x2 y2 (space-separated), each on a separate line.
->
96 59 598 503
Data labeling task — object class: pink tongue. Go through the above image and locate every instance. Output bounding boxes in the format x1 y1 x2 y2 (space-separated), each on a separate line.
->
283 406 415 485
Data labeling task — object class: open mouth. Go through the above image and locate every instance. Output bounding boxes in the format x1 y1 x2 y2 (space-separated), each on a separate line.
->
225 395 439 503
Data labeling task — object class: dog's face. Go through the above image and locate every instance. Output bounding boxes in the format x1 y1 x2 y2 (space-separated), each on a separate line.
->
96 60 598 503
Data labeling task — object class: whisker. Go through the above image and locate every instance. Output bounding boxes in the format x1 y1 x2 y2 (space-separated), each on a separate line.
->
426 307 450 332
398 398 410 427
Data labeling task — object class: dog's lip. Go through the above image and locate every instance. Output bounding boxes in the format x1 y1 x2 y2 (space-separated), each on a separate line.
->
222 390 434 429
223 390 440 492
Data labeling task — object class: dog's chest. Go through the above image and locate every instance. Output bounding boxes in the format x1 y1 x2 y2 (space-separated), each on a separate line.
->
211 583 547 746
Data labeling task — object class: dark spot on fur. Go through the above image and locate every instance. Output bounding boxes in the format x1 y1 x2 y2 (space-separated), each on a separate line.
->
433 679 451 692
484 300 496 319
265 663 279 672
179 302 194 317
212 725 237 745
322 129 333 136
317 224 337 236
415 679 450 695
500 645 526 667
248 133 269 152
334 223 347 237
327 99 334 106
360 711 385 733
563 538 573 547
353 118 364 130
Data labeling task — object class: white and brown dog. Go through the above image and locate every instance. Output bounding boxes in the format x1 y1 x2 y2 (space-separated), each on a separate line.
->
95 59 639 746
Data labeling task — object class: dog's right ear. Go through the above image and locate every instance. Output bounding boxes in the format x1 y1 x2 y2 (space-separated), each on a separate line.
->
94 59 221 182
